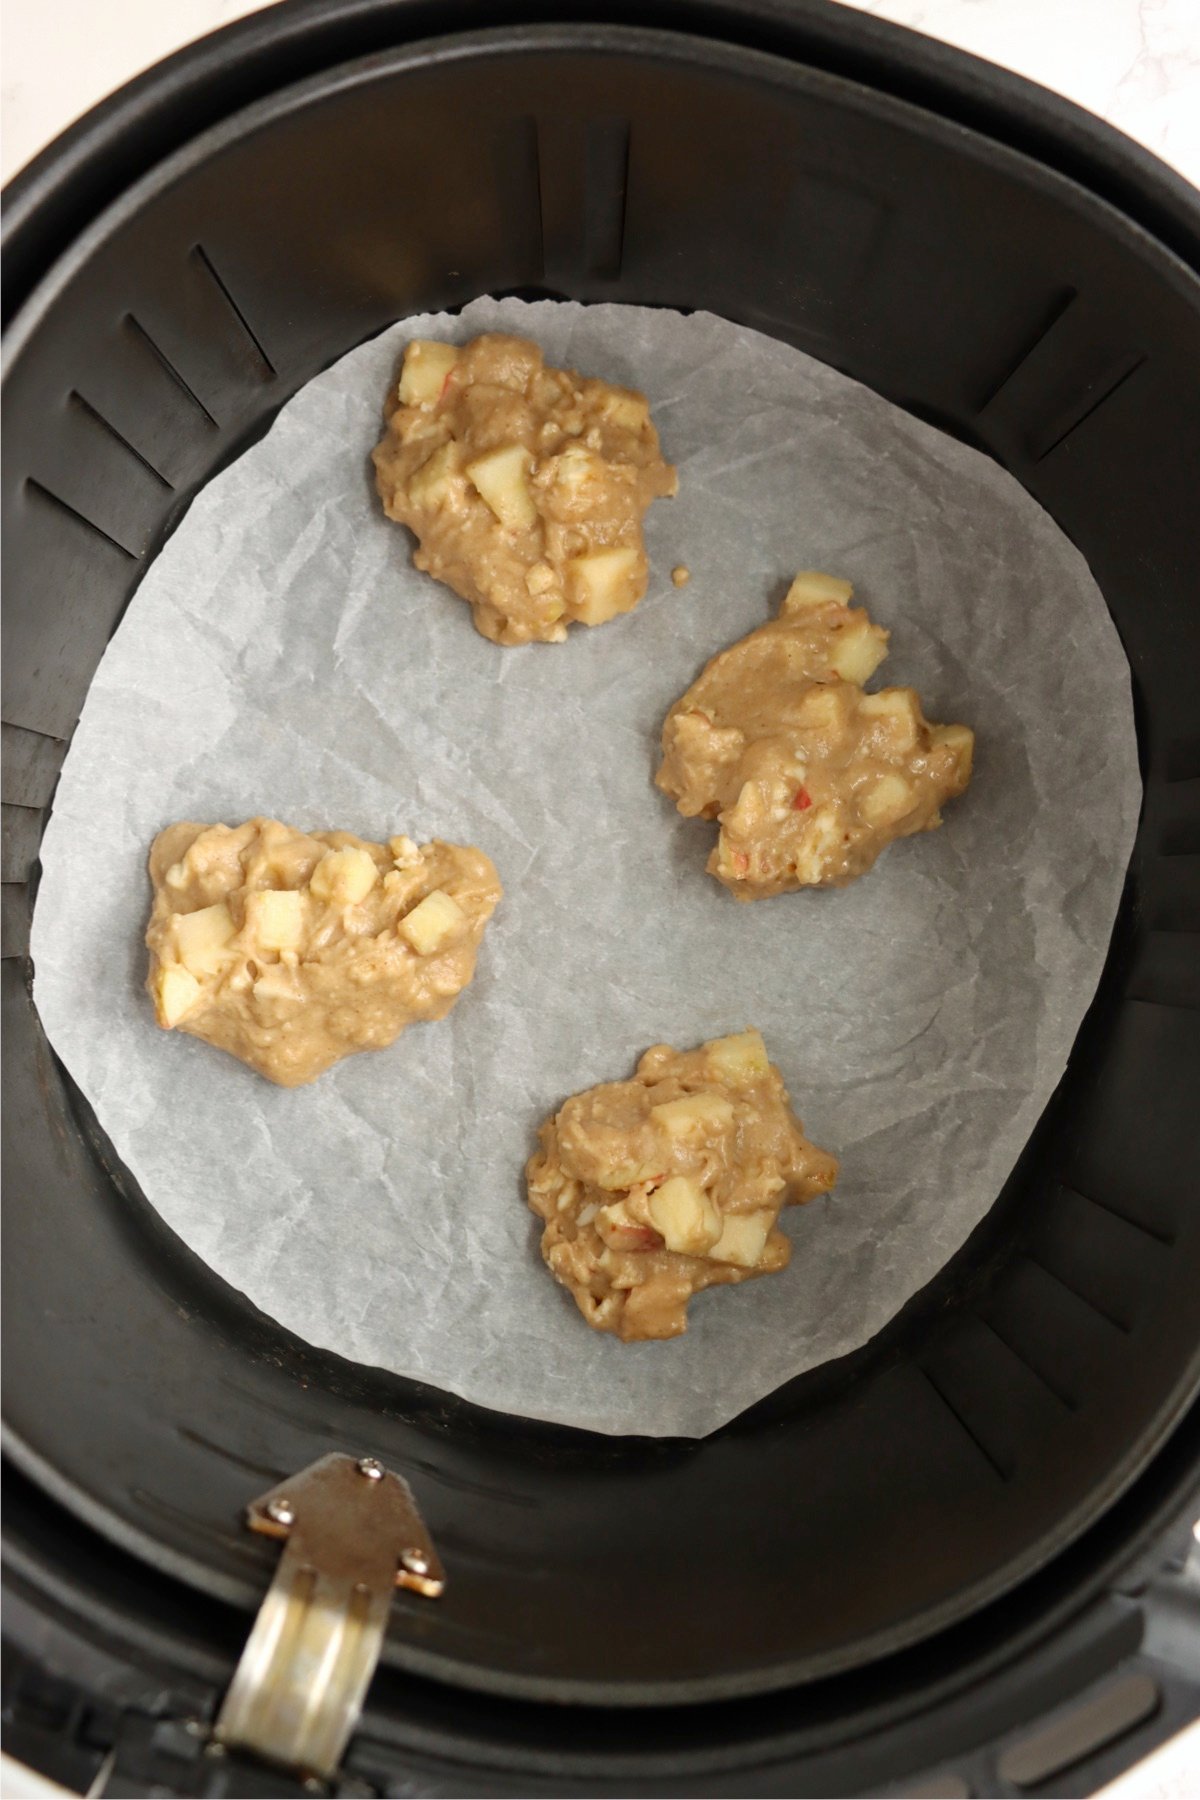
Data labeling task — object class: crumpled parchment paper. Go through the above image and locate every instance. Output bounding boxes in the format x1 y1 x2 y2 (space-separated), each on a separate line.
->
30 297 1140 1437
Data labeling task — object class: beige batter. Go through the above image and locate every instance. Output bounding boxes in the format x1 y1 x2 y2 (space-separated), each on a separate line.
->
657 572 974 899
145 818 501 1086
527 1030 838 1341
372 333 677 645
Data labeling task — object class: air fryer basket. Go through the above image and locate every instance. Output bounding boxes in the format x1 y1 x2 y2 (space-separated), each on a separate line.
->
4 0 1199 1791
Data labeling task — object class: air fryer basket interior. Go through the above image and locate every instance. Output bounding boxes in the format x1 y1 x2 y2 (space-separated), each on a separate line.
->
4 18 1199 1708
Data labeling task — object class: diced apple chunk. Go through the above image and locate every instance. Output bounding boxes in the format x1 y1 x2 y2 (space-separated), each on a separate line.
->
388 835 423 869
398 340 459 407
398 889 466 955
593 1156 667 1192
828 619 889 684
310 846 379 906
596 1201 663 1252
707 1209 773 1268
858 687 918 722
567 546 641 625
648 1175 722 1255
651 1092 736 1139
251 889 306 953
782 570 855 613
791 806 844 883
794 685 844 730
172 902 236 977
253 965 303 1006
932 721 975 779
858 686 920 748
705 1029 770 1082
157 966 202 1026
409 441 462 507
466 444 537 531
859 772 915 826
600 388 650 432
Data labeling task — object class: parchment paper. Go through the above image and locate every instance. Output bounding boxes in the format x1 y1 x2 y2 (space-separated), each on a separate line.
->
31 298 1140 1438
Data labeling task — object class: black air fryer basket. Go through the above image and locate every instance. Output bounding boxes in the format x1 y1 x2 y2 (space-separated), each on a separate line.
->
3 3 1199 1795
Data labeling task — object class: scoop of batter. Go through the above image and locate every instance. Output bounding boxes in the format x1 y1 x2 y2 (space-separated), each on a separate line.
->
657 572 974 899
527 1030 838 1341
372 333 677 645
145 818 501 1086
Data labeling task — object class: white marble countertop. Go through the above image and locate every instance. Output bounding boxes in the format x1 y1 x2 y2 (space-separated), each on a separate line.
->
2 0 1199 189
0 2 1196 1797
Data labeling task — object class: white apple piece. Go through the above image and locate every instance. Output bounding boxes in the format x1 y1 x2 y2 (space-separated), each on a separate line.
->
707 1209 773 1268
705 1029 770 1083
781 570 855 613
932 721 976 779
592 1153 668 1192
156 966 202 1027
172 902 236 977
310 846 379 906
599 389 650 432
648 1175 722 1255
398 889 467 955
793 685 845 729
252 964 303 1006
858 687 921 752
250 889 306 954
859 772 915 827
465 444 537 531
651 1092 737 1138
790 806 844 884
408 441 463 508
596 1200 663 1251
388 835 424 870
828 618 889 684
398 340 459 407
567 546 641 624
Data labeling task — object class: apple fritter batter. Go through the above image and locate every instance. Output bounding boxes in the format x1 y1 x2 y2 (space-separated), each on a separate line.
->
372 333 677 645
527 1030 838 1341
145 817 500 1086
657 572 974 899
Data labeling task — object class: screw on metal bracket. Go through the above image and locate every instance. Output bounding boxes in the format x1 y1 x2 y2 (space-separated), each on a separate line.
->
214 1453 444 1780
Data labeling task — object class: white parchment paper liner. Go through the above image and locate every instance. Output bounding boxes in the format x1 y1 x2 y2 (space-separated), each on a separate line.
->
31 298 1140 1437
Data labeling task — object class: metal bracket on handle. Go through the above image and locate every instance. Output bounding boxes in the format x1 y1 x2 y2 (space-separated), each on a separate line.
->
214 1453 444 1780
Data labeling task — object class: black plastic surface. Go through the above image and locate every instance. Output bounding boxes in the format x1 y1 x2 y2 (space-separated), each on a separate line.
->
3 0 1199 1720
4 1434 1200 1794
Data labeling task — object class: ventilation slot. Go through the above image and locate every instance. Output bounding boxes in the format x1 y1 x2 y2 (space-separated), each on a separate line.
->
1 722 67 810
1033 352 1146 463
920 1366 1012 1481
978 1315 1079 1412
69 390 174 488
1024 1253 1133 1335
976 286 1077 414
192 243 277 378
24 478 138 560
124 313 219 427
1061 1179 1177 1249
584 120 631 280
